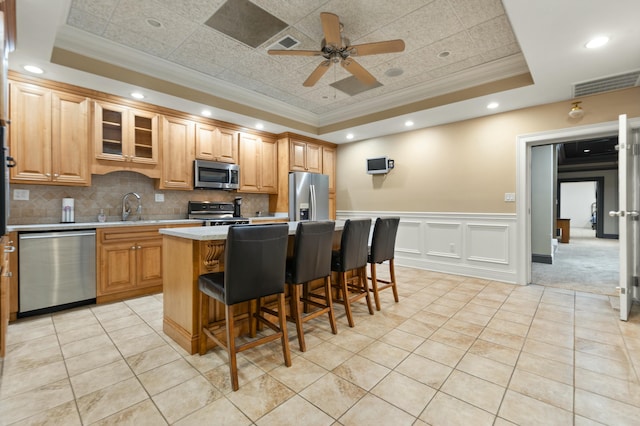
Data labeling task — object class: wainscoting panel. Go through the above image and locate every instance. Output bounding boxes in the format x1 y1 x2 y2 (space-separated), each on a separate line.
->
425 222 462 259
338 211 518 284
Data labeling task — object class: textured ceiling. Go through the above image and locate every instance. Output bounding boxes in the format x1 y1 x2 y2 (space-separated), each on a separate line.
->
60 0 527 116
10 1 640 143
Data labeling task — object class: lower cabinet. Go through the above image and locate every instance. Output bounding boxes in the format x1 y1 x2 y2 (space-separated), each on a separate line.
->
97 224 193 303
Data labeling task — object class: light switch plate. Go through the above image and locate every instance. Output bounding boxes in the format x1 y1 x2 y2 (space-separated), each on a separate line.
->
13 189 29 200
155 193 165 202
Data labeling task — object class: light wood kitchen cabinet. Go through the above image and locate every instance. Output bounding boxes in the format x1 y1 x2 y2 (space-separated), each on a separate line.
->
290 139 322 173
238 132 277 194
97 226 165 303
0 235 13 358
9 83 91 186
322 145 336 194
158 115 195 190
195 123 238 164
92 101 160 178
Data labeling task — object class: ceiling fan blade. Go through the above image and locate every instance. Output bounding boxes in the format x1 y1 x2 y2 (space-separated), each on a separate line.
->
320 12 342 47
304 60 332 87
341 58 377 85
349 39 405 56
268 49 323 56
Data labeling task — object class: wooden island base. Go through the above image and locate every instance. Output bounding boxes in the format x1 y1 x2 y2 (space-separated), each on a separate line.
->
161 223 343 355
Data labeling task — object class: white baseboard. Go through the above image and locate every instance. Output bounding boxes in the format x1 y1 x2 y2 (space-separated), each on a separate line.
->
337 210 519 284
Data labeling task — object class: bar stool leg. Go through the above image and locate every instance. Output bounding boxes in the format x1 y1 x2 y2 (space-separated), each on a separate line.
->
390 259 399 303
277 293 292 366
340 271 355 327
324 275 338 334
289 284 306 352
370 263 382 311
225 304 239 391
359 266 375 315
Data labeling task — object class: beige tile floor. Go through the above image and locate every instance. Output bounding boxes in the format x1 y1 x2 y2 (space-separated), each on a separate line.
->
2 266 640 425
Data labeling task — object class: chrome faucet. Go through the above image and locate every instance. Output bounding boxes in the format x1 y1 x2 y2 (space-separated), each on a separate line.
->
122 192 142 221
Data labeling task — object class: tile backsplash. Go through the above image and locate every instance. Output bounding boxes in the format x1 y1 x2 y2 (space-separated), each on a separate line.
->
8 171 271 224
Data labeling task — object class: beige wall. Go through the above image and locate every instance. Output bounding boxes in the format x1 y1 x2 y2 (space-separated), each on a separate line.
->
336 87 640 213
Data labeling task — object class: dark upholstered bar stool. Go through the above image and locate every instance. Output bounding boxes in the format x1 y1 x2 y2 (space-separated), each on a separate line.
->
331 218 374 327
285 221 337 351
198 223 290 391
368 217 400 310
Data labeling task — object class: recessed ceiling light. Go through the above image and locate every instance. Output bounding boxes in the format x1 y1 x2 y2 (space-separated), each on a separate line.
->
405 120 414 127
23 65 43 74
255 123 264 130
146 18 163 28
201 110 212 117
583 149 591 153
586 36 609 49
384 67 404 77
131 92 145 99
487 102 499 109
346 133 354 140
437 51 451 58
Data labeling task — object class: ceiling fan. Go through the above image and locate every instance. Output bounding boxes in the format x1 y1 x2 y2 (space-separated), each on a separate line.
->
268 12 405 87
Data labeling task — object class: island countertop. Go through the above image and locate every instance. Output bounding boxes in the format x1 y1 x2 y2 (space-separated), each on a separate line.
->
159 220 345 241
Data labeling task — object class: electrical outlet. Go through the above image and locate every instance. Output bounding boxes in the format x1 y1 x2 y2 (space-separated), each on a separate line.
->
155 193 165 202
13 189 29 200
504 192 516 202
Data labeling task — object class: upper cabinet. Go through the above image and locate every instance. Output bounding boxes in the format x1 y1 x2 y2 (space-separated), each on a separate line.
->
159 115 195 190
238 132 277 194
290 139 322 173
322 146 336 194
92 101 160 178
195 123 238 164
9 82 91 186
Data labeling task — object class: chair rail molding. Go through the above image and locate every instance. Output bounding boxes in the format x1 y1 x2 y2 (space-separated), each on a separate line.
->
337 210 517 283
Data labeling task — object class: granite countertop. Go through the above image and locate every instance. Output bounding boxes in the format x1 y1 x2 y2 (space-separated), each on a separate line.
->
159 220 345 241
7 219 203 232
7 213 292 233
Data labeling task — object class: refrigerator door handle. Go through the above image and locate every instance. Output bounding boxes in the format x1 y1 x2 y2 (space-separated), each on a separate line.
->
310 184 316 221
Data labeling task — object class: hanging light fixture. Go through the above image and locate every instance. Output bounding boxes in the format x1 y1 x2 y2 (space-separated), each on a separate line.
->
568 101 584 119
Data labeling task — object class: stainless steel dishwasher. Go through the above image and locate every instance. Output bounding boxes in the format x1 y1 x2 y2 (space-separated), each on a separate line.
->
19 230 96 316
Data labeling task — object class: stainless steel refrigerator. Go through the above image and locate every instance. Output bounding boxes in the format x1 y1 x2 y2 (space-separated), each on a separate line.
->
289 172 329 221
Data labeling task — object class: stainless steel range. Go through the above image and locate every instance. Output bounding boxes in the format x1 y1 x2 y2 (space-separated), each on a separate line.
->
188 201 250 226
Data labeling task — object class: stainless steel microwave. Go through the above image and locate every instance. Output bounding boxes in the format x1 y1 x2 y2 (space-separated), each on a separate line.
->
194 160 240 190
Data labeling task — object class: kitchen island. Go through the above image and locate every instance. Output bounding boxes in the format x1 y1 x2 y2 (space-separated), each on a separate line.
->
159 221 344 354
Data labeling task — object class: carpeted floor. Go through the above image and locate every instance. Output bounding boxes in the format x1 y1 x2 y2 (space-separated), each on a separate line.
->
531 228 619 297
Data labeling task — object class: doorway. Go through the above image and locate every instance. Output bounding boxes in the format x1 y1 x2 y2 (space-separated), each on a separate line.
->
530 150 619 295
516 119 637 286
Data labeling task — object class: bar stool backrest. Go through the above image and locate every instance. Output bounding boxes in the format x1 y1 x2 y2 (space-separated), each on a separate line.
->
223 224 289 305
288 221 336 284
369 217 400 264
335 219 372 272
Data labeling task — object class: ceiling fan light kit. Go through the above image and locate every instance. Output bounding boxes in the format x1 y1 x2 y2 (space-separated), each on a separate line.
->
268 12 405 87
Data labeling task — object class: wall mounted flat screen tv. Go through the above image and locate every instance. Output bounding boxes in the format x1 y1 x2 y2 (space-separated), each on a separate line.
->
367 156 390 174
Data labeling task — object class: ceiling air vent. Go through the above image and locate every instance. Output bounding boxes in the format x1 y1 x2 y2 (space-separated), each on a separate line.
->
573 70 640 97
330 76 383 96
275 35 300 49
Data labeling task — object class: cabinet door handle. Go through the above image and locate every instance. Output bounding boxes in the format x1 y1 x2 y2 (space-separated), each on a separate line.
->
131 246 136 250
53 173 59 178
137 246 141 249
4 245 16 253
